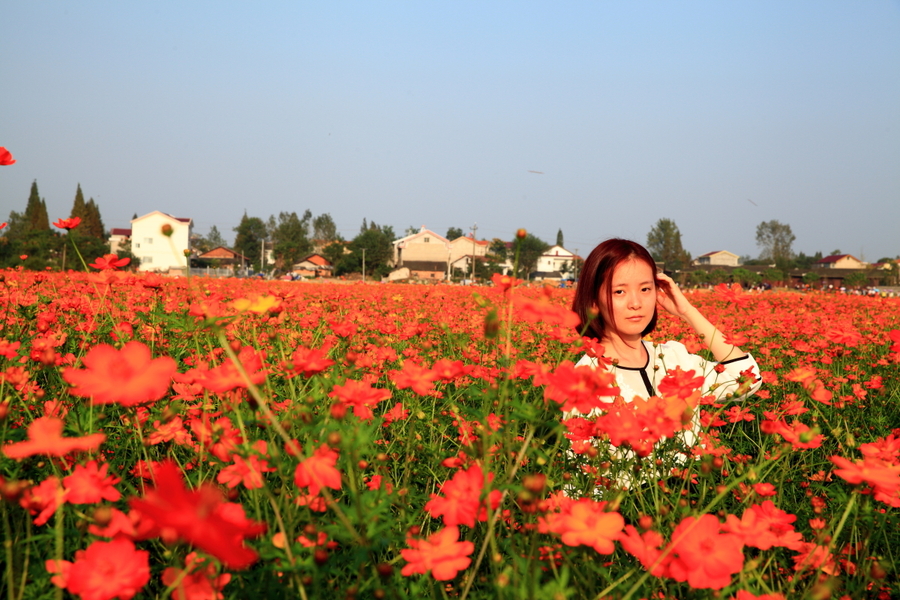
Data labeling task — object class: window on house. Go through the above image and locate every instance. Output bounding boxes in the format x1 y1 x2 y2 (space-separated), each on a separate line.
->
144 237 153 244
134 242 141 249
424 237 430 243
143 256 153 264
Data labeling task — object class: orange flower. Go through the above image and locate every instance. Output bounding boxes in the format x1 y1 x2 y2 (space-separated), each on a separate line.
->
194 347 267 393
20 476 67 526
160 552 231 600
491 272 521 291
293 444 342 496
63 342 176 406
538 498 624 554
831 455 900 505
3 417 105 459
400 526 474 581
88 254 131 270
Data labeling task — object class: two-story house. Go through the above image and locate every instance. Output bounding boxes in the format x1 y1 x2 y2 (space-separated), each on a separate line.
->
131 211 193 273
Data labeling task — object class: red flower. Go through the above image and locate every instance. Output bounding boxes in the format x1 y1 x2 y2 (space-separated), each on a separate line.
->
390 361 439 396
0 147 14 165
491 272 521 291
129 461 266 569
88 254 131 270
290 346 335 377
543 360 620 415
425 464 500 527
401 526 474 581
195 347 267 393
666 514 744 590
20 476 67 526
46 538 149 600
53 216 82 230
328 379 392 420
3 417 105 459
293 444 342 496
658 367 705 400
160 552 231 600
64 460 122 504
63 342 177 406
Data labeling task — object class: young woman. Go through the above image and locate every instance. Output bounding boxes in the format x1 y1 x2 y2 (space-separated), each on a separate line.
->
571 238 762 419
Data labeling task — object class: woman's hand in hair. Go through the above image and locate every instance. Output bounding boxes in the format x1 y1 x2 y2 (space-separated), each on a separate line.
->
655 272 694 318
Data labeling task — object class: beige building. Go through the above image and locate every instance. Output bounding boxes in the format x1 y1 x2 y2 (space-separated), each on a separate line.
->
816 254 866 269
692 250 740 267
392 226 451 266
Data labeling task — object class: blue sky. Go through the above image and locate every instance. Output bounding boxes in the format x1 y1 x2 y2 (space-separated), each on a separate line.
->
2 1 899 261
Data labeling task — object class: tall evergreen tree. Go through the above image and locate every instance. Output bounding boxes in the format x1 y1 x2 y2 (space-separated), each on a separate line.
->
84 198 106 238
646 218 691 270
556 229 564 248
24 181 50 231
70 184 89 223
312 213 338 243
271 210 313 269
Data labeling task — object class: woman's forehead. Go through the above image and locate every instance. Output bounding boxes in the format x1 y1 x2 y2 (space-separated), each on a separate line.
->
610 258 654 284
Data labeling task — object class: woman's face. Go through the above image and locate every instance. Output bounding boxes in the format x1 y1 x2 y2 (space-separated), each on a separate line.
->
598 258 657 340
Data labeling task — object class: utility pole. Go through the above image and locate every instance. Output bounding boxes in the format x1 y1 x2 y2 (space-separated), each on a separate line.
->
470 223 478 284
260 239 265 275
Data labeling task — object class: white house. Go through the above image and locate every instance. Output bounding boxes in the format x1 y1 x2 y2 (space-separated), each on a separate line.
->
131 211 193 273
533 245 578 278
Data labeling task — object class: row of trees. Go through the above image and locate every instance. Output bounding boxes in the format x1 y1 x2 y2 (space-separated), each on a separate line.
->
646 218 896 273
0 182 121 270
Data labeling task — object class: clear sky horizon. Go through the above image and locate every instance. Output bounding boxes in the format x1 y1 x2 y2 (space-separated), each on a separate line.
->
2 2 899 262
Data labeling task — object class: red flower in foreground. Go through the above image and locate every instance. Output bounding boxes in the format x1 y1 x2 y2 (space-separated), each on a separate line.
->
195 347 267 393
401 526 474 581
53 216 82 230
46 538 149 600
3 417 105 459
63 342 177 406
64 460 122 504
88 254 131 270
425 464 500 527
129 461 266 569
666 514 744 590
290 346 335 377
0 147 14 165
328 379 392 420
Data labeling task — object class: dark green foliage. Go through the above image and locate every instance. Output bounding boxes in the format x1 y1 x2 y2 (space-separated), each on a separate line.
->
84 198 106 238
646 218 691 270
271 210 313 270
756 220 796 270
446 226 464 240
514 233 550 279
233 212 269 271
556 228 564 247
312 213 339 243
23 180 50 231
335 223 394 278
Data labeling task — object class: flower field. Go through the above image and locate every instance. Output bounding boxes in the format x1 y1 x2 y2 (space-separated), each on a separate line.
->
1 268 899 600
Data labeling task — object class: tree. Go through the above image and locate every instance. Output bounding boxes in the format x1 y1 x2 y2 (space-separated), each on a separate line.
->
70 184 89 224
514 233 550 279
233 212 269 271
335 224 394 278
446 227 464 240
207 225 227 248
489 238 509 261
84 198 106 238
763 268 785 286
271 210 313 269
556 229 564 248
23 181 50 232
756 220 795 270
322 240 347 266
646 218 691 271
312 213 338 243
843 272 867 288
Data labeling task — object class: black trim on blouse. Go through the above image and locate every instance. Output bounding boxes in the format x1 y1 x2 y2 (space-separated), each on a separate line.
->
609 342 656 397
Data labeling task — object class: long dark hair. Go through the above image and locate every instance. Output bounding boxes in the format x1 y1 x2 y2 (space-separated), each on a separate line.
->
572 238 658 341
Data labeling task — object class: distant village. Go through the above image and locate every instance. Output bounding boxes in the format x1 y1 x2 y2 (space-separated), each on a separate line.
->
115 211 896 289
